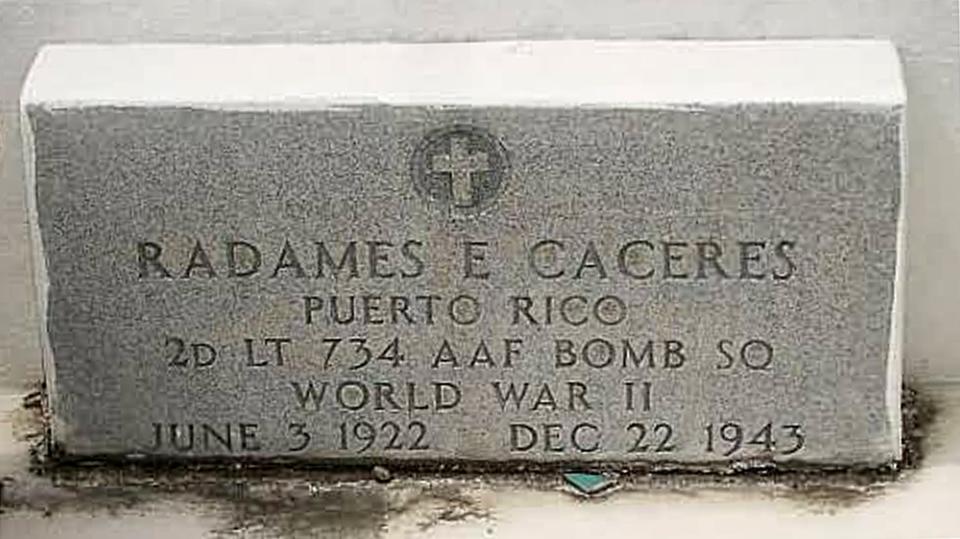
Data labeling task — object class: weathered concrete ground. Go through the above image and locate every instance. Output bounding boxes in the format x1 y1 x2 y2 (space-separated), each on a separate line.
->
0 385 955 539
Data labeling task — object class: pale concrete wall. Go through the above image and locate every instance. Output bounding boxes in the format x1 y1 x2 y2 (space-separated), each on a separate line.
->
0 0 958 389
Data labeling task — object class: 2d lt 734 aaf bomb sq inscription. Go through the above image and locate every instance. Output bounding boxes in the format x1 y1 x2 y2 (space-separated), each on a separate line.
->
22 41 905 466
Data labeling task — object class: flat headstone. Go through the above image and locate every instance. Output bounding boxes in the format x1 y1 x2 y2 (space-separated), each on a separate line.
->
21 41 905 467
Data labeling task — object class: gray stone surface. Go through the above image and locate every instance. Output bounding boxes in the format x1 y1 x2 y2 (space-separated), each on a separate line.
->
21 42 904 466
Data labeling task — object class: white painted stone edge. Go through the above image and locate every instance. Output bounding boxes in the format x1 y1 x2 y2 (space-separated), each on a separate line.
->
890 102 908 462
21 40 904 109
19 101 58 431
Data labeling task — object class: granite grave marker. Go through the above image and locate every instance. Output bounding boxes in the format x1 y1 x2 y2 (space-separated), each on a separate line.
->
20 41 905 466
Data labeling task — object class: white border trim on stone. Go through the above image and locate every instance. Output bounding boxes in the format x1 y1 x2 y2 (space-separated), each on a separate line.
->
19 99 58 425
889 98 909 461
21 40 905 110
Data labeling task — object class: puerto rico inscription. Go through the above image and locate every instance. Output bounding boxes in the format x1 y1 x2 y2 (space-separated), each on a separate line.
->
22 42 905 467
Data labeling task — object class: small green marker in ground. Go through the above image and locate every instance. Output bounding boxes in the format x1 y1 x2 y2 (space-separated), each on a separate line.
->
563 472 617 496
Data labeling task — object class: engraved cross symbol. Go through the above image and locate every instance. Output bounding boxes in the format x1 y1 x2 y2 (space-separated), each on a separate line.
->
430 137 491 207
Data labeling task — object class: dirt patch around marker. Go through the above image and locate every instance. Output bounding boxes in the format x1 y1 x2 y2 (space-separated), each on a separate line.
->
0 385 937 537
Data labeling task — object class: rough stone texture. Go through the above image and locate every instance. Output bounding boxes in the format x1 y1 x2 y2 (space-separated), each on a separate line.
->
21 42 904 466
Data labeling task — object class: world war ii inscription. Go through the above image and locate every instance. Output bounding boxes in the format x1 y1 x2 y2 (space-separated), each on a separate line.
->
22 41 905 466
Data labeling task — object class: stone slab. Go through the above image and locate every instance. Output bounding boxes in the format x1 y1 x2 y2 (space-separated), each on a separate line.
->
21 41 905 466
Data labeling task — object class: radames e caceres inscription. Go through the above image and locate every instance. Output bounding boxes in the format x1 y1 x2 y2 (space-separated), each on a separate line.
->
22 41 905 467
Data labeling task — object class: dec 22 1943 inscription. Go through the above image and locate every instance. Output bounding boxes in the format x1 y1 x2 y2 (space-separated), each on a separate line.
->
21 41 905 467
